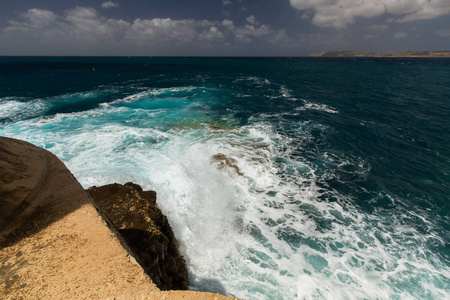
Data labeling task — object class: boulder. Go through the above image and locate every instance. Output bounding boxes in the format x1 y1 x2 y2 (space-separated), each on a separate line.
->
86 182 189 291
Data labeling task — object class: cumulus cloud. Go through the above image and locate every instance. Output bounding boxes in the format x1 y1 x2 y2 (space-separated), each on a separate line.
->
222 0 232 6
4 8 59 39
221 19 235 30
26 8 57 27
127 18 219 45
246 15 258 25
101 1 119 9
5 8 57 30
1 6 286 55
63 7 129 42
289 0 450 28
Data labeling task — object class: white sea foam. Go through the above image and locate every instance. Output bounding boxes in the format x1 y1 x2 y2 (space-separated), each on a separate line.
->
0 98 46 121
47 91 104 104
104 86 204 106
234 76 272 87
0 91 110 123
1 91 449 300
279 85 298 101
107 91 150 105
296 101 339 114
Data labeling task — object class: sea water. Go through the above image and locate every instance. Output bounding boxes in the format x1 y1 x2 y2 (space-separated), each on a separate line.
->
1 57 449 299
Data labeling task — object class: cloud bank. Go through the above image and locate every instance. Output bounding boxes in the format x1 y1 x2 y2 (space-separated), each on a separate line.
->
289 0 450 28
1 7 287 55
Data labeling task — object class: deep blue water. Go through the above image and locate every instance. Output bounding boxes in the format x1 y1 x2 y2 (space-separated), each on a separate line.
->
1 57 449 299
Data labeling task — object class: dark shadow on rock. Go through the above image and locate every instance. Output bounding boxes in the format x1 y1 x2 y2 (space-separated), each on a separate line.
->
0 253 29 289
119 228 188 290
0 137 87 248
86 182 189 290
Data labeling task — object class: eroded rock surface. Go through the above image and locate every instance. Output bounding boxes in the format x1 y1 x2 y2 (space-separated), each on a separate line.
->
211 153 243 176
0 136 236 300
0 137 159 299
86 182 189 291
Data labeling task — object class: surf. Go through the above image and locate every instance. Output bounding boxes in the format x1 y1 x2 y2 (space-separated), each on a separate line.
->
1 57 449 299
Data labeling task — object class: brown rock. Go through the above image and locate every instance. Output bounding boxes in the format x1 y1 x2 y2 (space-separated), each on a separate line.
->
211 153 243 176
0 136 159 299
0 136 238 300
86 182 189 291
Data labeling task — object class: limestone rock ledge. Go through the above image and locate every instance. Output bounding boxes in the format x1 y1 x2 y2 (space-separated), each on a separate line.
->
0 136 237 300
86 182 189 291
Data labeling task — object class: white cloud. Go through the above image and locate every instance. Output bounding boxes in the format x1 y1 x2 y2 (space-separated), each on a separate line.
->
395 0 450 22
289 0 450 28
101 1 119 9
64 7 128 41
393 31 408 38
66 7 98 25
200 26 225 42
222 0 232 6
246 15 258 25
221 19 235 30
127 18 219 45
385 0 423 15
15 8 57 29
1 6 287 55
4 8 57 33
289 0 336 11
290 0 385 28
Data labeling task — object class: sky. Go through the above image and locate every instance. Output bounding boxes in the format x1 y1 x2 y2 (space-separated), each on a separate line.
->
0 0 449 56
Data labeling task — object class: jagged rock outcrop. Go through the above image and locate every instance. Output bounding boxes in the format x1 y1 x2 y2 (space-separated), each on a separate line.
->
86 183 189 291
211 153 243 176
1 136 237 300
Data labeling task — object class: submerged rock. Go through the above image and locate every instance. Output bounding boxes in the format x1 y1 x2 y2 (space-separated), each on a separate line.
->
86 182 188 291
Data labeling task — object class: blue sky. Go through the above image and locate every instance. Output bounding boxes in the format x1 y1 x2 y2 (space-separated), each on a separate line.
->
1 0 449 56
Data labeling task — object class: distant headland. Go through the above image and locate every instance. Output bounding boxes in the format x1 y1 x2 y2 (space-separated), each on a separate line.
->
310 51 450 57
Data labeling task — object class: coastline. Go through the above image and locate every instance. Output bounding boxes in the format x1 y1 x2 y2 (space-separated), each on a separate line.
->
0 136 236 299
310 50 450 57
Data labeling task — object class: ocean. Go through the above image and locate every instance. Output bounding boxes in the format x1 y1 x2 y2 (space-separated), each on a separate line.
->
0 56 449 299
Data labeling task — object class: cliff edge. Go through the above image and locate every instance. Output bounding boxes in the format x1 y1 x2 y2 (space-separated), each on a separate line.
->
0 136 236 300
87 182 189 291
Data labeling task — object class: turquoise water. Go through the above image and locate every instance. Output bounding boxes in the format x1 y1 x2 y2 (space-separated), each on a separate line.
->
1 57 449 299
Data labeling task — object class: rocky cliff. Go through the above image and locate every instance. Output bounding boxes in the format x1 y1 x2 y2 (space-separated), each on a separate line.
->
0 136 237 300
86 182 188 290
